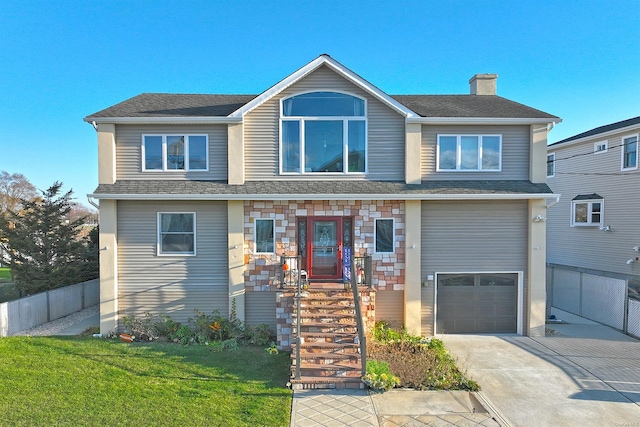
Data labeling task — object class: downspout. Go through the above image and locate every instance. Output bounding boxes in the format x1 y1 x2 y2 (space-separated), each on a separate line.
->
546 195 560 209
87 196 99 209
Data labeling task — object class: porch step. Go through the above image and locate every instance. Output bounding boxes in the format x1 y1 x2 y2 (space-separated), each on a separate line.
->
289 287 365 389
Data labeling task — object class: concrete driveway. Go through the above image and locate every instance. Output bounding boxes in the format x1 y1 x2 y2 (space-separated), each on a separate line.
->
441 309 640 427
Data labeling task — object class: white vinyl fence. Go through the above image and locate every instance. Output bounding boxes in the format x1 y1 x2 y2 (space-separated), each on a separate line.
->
0 279 99 337
548 265 638 336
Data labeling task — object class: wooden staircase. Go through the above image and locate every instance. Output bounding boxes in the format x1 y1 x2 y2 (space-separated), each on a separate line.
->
289 287 365 389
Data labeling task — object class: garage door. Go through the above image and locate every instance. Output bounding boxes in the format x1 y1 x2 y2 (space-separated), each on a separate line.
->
437 273 518 334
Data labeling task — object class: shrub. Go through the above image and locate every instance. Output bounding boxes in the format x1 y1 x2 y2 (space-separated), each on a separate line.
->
246 324 275 346
367 322 479 391
362 359 400 391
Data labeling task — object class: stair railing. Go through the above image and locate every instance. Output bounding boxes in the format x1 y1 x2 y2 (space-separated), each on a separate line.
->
350 257 369 377
294 255 303 380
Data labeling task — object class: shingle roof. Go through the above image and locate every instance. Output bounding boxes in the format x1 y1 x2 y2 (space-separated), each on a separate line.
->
85 93 558 120
91 180 553 198
86 94 257 118
550 116 640 146
391 95 558 119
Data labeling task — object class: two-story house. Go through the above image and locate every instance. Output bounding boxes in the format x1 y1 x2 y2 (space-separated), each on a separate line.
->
85 55 559 341
547 116 640 334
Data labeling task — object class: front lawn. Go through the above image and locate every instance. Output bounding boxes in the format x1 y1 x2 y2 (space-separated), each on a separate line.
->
0 267 10 281
0 337 292 427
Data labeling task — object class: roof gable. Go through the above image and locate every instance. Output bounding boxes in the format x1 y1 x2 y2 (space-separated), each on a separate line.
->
229 54 419 119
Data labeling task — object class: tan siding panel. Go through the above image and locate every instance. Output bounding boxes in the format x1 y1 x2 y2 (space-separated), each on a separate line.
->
375 290 405 329
547 128 640 277
244 65 405 181
421 287 434 336
421 125 530 180
420 200 529 333
115 124 228 181
117 201 229 324
245 291 277 331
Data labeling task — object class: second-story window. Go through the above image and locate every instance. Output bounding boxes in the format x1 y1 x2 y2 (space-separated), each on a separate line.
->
280 92 366 174
143 135 208 172
622 135 638 170
437 135 502 171
547 153 555 177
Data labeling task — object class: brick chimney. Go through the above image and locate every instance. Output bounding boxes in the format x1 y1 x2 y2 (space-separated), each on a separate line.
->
469 74 498 95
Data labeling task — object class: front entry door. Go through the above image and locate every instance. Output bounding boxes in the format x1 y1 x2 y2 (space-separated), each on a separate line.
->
308 218 342 279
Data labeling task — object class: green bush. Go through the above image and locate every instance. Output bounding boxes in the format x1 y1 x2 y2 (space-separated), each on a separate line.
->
368 322 479 391
362 359 400 391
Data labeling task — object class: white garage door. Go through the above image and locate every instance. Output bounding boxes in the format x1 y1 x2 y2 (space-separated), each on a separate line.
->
437 273 518 334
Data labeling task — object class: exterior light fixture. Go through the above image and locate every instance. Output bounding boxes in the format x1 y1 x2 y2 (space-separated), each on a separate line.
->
599 225 612 232
533 214 547 222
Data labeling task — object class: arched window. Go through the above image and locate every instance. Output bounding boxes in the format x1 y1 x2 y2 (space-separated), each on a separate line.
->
280 92 366 174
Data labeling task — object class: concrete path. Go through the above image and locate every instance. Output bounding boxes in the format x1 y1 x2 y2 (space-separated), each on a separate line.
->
441 308 640 427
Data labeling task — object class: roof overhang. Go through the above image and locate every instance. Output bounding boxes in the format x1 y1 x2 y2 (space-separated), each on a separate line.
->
84 117 243 125
89 192 558 202
407 117 562 125
549 122 640 150
229 55 419 119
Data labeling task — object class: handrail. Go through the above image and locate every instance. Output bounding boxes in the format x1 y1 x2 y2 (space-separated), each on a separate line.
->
294 256 302 380
350 258 367 377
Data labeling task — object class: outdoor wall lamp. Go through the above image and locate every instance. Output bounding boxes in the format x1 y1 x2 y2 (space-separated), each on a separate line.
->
600 225 612 232
533 214 547 222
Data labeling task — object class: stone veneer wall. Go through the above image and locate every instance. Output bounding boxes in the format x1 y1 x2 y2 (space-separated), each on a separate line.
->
243 200 406 292
276 289 376 350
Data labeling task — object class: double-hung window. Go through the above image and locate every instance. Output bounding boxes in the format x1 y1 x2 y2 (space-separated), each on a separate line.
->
255 219 275 254
571 195 603 227
143 135 208 171
622 135 638 170
280 92 367 174
437 135 501 171
158 213 196 255
547 153 555 177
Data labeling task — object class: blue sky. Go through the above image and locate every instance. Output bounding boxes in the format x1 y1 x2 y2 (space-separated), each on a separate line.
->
1 1 638 206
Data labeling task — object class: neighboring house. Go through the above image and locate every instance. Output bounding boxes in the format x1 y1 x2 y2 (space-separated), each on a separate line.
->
85 55 560 339
547 116 640 330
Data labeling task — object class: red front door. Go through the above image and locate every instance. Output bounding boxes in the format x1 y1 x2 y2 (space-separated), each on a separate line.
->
307 217 342 279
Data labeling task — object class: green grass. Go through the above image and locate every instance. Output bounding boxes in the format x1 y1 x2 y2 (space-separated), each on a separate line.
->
0 337 292 426
0 267 10 280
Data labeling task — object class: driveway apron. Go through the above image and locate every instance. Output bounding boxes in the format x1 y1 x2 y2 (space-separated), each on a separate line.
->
441 309 640 427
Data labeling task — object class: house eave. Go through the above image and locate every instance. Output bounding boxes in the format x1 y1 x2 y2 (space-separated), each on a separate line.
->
548 122 640 150
406 117 561 125
89 192 557 201
83 116 243 125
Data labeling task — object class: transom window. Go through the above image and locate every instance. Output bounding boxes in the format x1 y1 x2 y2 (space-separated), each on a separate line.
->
437 135 502 171
158 213 196 255
143 135 208 171
280 92 366 174
571 195 603 227
622 135 638 170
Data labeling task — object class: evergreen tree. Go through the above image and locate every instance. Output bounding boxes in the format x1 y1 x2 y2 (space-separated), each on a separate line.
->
0 182 98 295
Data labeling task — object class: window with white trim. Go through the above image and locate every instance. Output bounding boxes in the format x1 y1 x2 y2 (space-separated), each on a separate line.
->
622 135 638 170
594 141 608 153
280 92 367 174
143 135 208 171
158 213 196 255
255 219 275 254
437 135 502 171
547 153 555 177
374 218 394 253
571 196 603 227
